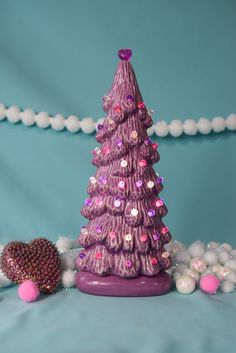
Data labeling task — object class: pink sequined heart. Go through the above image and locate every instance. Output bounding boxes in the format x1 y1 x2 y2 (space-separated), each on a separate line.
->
1 238 62 294
118 48 132 61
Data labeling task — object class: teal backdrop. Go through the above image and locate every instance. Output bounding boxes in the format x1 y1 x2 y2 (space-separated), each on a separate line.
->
0 0 235 246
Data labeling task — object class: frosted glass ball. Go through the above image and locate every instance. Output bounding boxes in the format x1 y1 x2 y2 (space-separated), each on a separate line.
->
211 116 226 133
197 117 212 134
175 250 191 264
218 251 230 264
0 102 6 120
183 119 197 135
207 241 219 250
169 120 183 137
66 115 80 133
176 275 196 294
50 114 65 131
220 243 232 252
21 108 35 126
80 118 95 134
6 106 21 123
224 259 236 272
36 112 50 128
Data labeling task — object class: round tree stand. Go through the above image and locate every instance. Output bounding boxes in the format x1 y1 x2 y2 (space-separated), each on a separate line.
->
76 271 173 297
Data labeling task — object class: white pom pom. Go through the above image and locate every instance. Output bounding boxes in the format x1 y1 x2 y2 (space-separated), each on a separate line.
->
95 117 105 131
224 259 236 271
204 251 218 265
227 271 236 284
168 120 183 137
183 119 198 135
147 125 154 136
154 121 169 137
221 243 232 252
175 250 191 264
218 251 230 264
35 112 50 128
21 108 35 126
0 269 12 288
221 281 235 293
226 114 236 131
50 114 65 131
0 243 4 256
80 117 95 134
211 116 226 133
188 241 205 257
62 269 76 288
197 117 212 135
230 249 236 257
56 236 73 253
6 106 21 123
0 103 6 120
65 115 80 133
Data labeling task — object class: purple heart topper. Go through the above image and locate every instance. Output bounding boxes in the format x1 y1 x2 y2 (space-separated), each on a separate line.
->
118 48 132 61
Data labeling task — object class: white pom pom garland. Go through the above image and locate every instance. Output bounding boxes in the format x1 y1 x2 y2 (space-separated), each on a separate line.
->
62 269 76 288
0 102 235 137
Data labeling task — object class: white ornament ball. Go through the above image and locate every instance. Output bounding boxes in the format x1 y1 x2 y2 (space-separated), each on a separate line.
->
207 241 219 250
168 120 183 138
211 116 226 133
21 108 35 126
164 240 186 256
183 119 198 135
224 259 236 272
80 118 95 134
56 236 74 253
173 272 182 282
188 241 205 258
65 115 80 133
226 114 236 131
0 269 12 288
36 112 50 128
221 281 235 293
204 251 218 265
183 268 200 282
227 271 236 284
0 102 6 120
176 275 196 294
221 243 232 252
155 121 169 137
190 257 207 273
50 114 65 131
197 117 212 135
175 250 191 264
218 251 230 264
62 269 76 288
6 106 21 123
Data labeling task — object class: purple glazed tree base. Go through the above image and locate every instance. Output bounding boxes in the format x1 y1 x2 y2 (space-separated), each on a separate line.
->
76 271 173 297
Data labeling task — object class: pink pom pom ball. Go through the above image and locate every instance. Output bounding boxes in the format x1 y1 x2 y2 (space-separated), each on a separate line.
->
18 280 40 302
200 274 220 294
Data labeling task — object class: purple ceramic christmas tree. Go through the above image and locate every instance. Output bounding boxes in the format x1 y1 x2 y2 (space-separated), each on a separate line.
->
76 49 173 296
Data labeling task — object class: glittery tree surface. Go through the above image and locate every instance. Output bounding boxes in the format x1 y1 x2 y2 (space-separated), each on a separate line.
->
76 51 172 278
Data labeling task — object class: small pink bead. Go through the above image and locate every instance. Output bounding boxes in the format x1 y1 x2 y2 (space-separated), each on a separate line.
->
139 159 147 167
200 274 220 294
18 280 40 302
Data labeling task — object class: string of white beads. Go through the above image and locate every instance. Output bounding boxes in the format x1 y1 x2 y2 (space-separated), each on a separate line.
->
0 103 236 137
